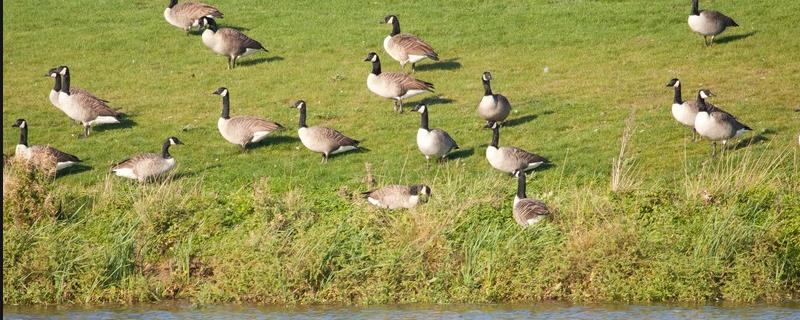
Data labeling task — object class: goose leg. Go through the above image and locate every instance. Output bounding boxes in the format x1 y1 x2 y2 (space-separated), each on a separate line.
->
692 128 698 142
233 56 239 69
711 141 717 157
710 35 716 45
79 125 90 139
321 154 328 164
393 100 399 112
411 63 416 73
398 99 404 113
227 57 233 69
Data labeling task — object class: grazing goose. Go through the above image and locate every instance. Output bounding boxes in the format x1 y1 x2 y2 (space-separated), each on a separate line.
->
382 15 439 72
11 119 81 172
164 0 223 33
688 0 738 46
512 170 551 227
362 184 432 210
200 17 268 69
56 66 123 138
364 52 434 113
46 68 109 114
212 87 283 150
112 137 183 182
693 89 752 156
486 122 547 174
412 104 459 161
477 72 512 125
666 78 700 139
291 100 362 163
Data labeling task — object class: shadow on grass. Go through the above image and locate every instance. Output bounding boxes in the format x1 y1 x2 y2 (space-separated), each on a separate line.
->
715 31 757 45
418 96 456 106
504 114 538 127
239 56 284 67
247 135 300 150
415 58 462 72
93 117 137 133
731 130 773 151
57 163 92 178
449 148 474 160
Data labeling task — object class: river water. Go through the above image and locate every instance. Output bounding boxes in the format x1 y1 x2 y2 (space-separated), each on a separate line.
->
4 303 800 319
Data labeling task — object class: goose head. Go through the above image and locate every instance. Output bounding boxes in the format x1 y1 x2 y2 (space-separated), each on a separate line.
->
363 52 379 63
168 0 178 8
484 121 501 130
513 170 526 179
46 67 59 77
200 17 218 31
412 103 427 114
699 89 715 100
410 184 432 201
482 72 493 82
666 78 680 88
212 87 229 97
291 100 306 110
383 15 398 24
11 119 27 128
167 136 184 145
57 65 70 76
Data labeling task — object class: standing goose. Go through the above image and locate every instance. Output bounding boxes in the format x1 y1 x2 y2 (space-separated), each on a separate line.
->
688 0 738 46
46 68 108 114
200 17 268 69
362 184 432 210
666 78 700 139
412 104 459 161
364 52 434 113
112 137 183 182
290 100 363 163
56 66 123 138
212 87 283 150
11 119 81 172
477 72 512 125
693 89 752 156
512 170 551 227
382 15 439 72
164 0 223 33
486 122 547 174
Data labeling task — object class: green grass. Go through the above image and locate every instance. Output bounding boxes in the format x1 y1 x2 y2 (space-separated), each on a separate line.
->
3 0 800 305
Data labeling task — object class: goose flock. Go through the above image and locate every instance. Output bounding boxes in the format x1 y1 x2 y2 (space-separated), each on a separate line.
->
8 0 779 228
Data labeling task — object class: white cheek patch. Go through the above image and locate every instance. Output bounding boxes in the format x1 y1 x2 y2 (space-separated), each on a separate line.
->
388 17 395 24
700 91 709 99
674 81 680 87
371 55 378 62
221 89 228 96
20 122 26 128
59 68 67 75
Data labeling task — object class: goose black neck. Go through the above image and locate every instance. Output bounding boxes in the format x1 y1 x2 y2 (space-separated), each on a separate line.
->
490 125 500 148
673 84 683 104
61 73 71 94
169 0 177 8
419 108 429 130
696 93 708 112
517 173 527 199
691 0 700 15
298 107 307 128
390 19 401 36
18 125 28 147
52 74 62 92
483 79 493 96
220 95 230 119
161 140 173 159
371 59 381 75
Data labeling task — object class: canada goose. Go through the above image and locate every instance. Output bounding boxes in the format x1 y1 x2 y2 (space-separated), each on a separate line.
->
688 0 738 46
666 78 700 139
290 100 363 163
477 72 512 125
382 15 439 72
56 66 123 138
362 184 432 210
486 122 547 174
364 52 434 113
412 104 458 161
512 170 551 227
46 68 108 114
112 137 183 182
164 0 222 33
693 89 752 156
212 87 283 150
11 119 81 171
200 17 267 69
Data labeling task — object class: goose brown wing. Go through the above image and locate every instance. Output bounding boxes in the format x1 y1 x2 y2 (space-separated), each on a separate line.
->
70 87 109 103
318 127 359 147
702 10 737 27
506 147 547 164
515 199 551 221
174 2 223 20
431 129 459 150
229 116 283 133
31 145 81 163
381 72 435 92
393 33 439 60
112 153 159 170
218 28 265 50
362 185 409 200
72 91 122 117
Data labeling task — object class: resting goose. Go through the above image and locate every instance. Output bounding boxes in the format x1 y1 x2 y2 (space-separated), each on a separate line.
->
112 137 183 182
200 17 268 69
11 119 81 172
164 0 223 33
212 87 283 150
688 0 738 46
362 184 432 210
412 104 458 161
291 100 362 163
693 89 752 156
666 78 700 139
486 122 547 174
364 52 434 113
477 72 512 125
382 15 439 72
56 66 123 138
512 170 551 227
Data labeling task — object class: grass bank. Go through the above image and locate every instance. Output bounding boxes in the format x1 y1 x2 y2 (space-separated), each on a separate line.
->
3 0 800 304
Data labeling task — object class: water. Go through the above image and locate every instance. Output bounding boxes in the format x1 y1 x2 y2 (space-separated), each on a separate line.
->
4 303 799 319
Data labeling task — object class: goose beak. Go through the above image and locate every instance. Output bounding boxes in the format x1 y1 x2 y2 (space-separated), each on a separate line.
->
11 123 19 128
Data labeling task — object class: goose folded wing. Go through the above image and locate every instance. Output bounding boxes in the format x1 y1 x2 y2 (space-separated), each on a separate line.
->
33 146 81 163
516 199 551 220
319 127 359 147
363 185 408 200
702 10 737 26
432 129 458 149
507 147 547 164
70 87 109 103
218 28 265 50
382 72 435 91
229 116 283 133
73 92 122 117
112 153 158 170
174 2 223 19
717 112 752 131
394 34 439 60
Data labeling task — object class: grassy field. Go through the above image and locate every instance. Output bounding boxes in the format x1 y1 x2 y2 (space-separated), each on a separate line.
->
3 0 800 305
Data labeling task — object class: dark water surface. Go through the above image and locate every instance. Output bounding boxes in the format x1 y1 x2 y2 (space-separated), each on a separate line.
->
4 302 800 319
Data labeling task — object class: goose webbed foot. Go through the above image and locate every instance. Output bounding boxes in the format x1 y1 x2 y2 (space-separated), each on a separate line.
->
321 154 328 164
